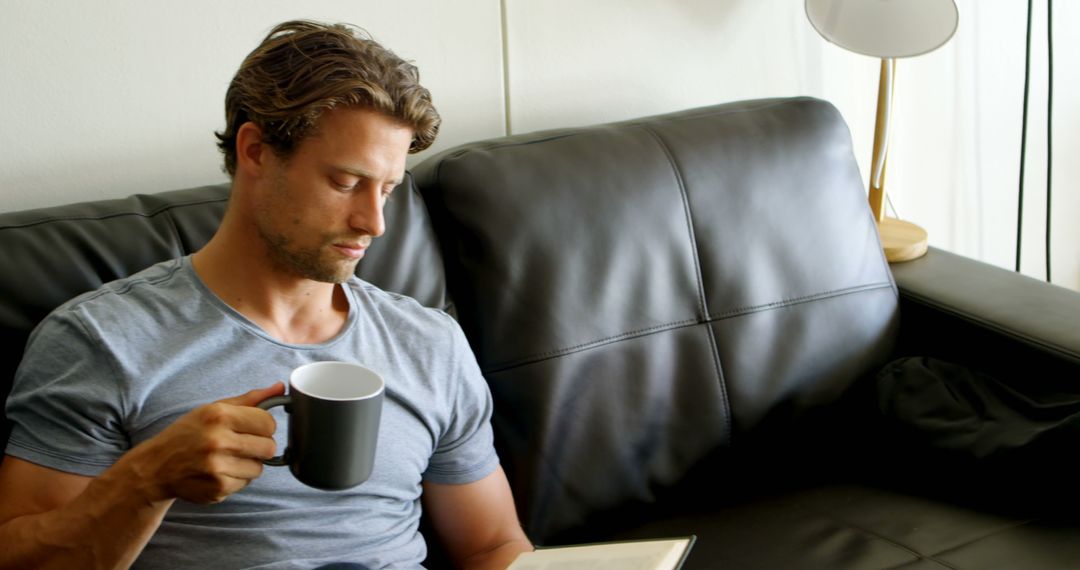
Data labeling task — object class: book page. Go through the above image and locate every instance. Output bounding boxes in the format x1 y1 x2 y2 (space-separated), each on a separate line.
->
508 538 691 570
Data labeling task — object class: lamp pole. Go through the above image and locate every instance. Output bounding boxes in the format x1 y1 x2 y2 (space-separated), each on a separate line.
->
805 0 958 263
868 58 895 223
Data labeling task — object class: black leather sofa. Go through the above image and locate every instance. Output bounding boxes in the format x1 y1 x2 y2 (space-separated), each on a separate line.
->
3 97 1079 568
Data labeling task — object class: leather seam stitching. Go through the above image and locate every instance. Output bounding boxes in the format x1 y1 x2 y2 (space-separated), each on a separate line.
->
801 502 961 570
638 123 732 441
830 520 961 569
0 197 229 230
484 318 700 374
638 127 709 324
709 282 892 320
924 518 1037 560
482 281 894 374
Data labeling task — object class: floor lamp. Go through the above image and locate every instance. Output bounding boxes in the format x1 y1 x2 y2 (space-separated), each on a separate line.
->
805 0 959 262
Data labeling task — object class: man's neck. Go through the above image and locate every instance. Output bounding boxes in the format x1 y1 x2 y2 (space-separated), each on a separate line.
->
191 232 350 345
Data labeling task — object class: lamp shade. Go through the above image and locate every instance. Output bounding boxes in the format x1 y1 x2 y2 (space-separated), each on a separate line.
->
806 0 958 58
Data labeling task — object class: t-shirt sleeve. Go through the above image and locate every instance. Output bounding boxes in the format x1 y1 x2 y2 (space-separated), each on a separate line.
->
4 308 130 476
422 317 499 485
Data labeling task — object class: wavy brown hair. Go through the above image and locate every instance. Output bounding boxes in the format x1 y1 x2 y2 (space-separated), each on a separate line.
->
215 20 440 176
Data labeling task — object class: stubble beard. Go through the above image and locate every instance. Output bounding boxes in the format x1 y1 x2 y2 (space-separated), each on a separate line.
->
260 231 358 284
256 174 359 284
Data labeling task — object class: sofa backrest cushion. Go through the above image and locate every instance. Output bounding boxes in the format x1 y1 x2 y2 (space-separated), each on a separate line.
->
0 175 446 452
413 97 900 541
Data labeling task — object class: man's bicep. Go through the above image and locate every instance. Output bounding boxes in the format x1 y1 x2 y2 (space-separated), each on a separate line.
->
422 466 531 566
7 311 130 472
0 455 91 524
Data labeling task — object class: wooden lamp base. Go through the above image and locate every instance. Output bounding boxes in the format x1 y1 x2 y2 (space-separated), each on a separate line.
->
879 217 928 262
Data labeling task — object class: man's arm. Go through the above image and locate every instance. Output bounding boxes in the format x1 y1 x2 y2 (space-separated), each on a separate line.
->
0 457 171 569
0 383 283 570
423 466 533 570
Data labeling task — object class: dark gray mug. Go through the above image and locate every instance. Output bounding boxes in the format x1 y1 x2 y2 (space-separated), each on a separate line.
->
257 361 384 490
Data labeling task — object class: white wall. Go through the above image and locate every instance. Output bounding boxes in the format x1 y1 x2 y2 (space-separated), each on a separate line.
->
0 0 506 208
2 0 1077 290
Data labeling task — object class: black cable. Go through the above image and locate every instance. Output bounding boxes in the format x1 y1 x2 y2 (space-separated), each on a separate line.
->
1045 0 1054 283
1016 0 1033 273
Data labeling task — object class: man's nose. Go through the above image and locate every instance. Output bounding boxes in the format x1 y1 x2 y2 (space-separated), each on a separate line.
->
348 183 386 238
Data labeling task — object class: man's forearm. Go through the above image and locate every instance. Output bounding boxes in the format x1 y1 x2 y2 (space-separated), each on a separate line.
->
0 386 281 569
461 538 534 570
0 464 173 570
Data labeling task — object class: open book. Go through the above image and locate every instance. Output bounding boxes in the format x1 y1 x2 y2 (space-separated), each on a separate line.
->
508 536 696 570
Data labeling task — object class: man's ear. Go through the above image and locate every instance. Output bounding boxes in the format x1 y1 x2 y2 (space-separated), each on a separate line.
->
235 122 268 178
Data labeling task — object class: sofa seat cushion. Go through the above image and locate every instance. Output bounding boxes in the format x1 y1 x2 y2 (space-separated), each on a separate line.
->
597 484 1080 570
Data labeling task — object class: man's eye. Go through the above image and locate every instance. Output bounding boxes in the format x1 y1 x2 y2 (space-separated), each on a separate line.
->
333 179 357 191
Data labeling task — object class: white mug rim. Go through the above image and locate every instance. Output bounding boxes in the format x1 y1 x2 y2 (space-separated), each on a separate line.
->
290 361 385 402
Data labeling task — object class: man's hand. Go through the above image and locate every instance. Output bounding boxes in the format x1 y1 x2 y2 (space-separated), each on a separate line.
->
0 382 286 570
114 382 285 504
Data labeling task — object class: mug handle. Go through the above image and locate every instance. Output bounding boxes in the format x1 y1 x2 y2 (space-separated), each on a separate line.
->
256 395 292 466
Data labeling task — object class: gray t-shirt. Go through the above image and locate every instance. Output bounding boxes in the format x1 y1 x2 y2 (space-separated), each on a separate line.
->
5 256 499 569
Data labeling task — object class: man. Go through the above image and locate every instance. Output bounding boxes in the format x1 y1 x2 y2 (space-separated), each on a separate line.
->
0 20 532 569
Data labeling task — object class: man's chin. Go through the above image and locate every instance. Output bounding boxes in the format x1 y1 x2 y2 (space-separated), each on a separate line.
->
309 264 358 284
281 259 358 284
264 244 360 284
324 273 354 285
325 260 362 284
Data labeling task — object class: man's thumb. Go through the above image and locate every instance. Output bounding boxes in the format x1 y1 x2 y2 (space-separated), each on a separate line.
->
219 382 286 407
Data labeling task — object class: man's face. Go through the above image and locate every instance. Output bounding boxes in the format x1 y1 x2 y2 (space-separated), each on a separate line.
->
253 107 413 283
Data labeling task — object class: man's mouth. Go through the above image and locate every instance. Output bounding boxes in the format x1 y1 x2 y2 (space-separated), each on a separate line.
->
332 240 371 259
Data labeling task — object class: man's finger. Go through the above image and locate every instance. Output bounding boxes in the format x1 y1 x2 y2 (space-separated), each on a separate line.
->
227 432 278 461
210 405 278 437
218 382 286 407
213 455 266 482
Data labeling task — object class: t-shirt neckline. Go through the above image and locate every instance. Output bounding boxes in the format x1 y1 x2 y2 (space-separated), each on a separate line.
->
181 255 358 350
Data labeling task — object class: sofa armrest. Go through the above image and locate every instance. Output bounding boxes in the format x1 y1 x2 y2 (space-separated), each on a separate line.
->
878 247 1080 509
890 247 1080 380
